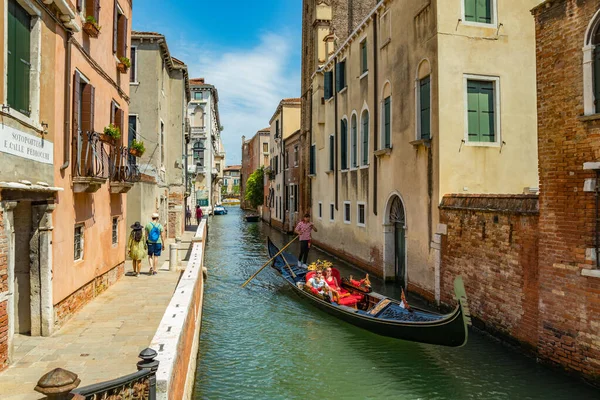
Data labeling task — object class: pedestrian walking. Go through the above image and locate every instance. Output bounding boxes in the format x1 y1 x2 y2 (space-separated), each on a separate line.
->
196 205 203 225
145 213 165 275
294 213 317 268
185 206 192 226
127 221 147 276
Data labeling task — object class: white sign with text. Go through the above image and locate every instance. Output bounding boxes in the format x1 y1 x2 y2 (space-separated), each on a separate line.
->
0 123 53 164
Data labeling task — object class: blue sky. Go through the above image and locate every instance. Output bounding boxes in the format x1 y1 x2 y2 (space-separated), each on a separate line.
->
132 0 302 164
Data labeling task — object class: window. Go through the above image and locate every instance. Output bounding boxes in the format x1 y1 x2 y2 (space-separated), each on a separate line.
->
263 143 268 153
7 0 32 115
464 0 493 25
112 217 118 245
343 202 351 224
74 224 84 261
336 60 346 92
361 110 369 166
466 78 497 143
294 146 298 167
357 203 366 227
324 70 333 100
160 121 165 164
318 202 323 219
113 2 128 59
128 115 137 164
80 0 100 25
193 140 205 166
310 144 316 175
294 185 299 212
419 76 431 140
360 40 368 74
285 185 289 211
275 120 280 138
380 10 391 44
73 72 95 139
216 163 221 172
194 92 203 100
341 119 348 170
383 97 391 148
330 203 335 221
285 150 289 169
130 47 137 83
329 134 335 171
351 114 358 168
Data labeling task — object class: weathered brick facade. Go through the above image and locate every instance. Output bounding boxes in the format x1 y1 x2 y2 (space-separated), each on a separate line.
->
440 195 540 351
0 301 7 372
533 0 600 384
168 189 184 239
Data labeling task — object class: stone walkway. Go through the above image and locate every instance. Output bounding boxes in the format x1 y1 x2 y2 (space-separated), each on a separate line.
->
0 228 197 400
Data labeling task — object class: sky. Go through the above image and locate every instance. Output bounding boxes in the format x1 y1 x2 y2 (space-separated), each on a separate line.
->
132 0 302 165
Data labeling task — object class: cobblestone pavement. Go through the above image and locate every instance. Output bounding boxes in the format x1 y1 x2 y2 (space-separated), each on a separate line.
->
0 229 196 400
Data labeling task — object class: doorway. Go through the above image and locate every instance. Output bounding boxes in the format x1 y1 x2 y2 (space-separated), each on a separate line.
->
13 202 32 334
388 195 406 289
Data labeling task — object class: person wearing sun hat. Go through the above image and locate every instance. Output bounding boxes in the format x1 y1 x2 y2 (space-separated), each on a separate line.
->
127 221 147 276
145 212 165 275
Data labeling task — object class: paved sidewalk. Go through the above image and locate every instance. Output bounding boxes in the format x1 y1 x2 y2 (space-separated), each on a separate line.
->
0 228 197 400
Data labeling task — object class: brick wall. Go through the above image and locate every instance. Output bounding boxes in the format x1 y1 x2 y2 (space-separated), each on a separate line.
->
439 195 540 351
168 190 184 239
0 301 7 372
54 262 124 329
533 0 600 384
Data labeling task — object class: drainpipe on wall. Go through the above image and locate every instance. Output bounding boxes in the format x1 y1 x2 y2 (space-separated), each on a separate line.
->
60 33 73 171
372 15 379 216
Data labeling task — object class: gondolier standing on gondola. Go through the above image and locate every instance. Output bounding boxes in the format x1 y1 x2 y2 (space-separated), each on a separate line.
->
294 213 317 268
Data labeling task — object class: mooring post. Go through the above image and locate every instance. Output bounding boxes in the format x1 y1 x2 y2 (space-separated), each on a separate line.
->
34 368 81 399
169 243 178 271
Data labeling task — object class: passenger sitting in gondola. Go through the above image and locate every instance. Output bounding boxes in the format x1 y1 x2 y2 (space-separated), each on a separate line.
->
324 267 350 300
306 270 331 297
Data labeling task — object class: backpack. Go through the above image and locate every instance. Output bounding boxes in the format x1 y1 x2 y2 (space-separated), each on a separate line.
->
148 223 161 242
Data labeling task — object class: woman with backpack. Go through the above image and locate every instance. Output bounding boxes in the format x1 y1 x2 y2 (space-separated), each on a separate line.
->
127 222 147 276
146 213 165 275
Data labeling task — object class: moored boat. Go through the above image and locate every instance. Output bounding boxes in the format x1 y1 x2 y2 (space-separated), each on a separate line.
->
266 237 471 347
245 214 260 222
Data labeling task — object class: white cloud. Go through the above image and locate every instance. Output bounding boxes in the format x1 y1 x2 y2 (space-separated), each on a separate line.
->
172 33 300 164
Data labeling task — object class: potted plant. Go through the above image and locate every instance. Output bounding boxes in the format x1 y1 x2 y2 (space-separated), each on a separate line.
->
100 124 120 145
83 16 101 37
117 57 131 73
129 139 145 157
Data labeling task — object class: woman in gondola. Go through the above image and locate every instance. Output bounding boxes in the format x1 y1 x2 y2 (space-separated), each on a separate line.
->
324 267 351 301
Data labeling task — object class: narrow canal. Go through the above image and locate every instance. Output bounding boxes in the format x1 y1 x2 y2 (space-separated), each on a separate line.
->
194 206 599 400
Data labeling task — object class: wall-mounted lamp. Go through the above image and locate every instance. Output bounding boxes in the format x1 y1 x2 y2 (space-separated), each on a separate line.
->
1 104 10 113
41 122 49 135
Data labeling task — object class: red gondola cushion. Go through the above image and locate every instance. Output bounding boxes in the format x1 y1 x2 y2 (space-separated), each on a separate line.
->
306 271 316 282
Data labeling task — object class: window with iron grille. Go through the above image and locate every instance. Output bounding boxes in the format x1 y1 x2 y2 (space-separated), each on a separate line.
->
74 224 84 261
112 217 118 245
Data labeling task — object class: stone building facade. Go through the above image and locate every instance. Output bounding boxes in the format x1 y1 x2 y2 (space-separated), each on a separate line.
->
128 31 190 240
283 130 304 233
0 0 133 371
305 0 539 303
531 0 600 384
240 128 270 210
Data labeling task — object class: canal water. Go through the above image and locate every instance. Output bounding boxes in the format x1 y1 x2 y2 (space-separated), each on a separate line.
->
194 206 599 400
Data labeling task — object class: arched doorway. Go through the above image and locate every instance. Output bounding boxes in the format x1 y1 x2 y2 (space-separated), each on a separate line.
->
389 196 406 289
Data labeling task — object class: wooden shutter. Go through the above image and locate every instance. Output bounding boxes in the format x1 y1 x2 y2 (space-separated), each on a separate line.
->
81 84 94 134
115 107 123 141
310 145 316 175
329 135 334 171
77 0 83 12
113 0 118 54
351 116 357 167
477 0 492 24
464 0 476 22
384 97 391 147
118 15 128 58
130 47 136 82
7 0 17 110
73 72 81 136
94 0 100 20
324 71 332 100
8 0 31 115
341 120 347 170
478 81 495 142
362 113 369 165
361 41 367 73
419 77 430 140
335 63 341 92
340 61 346 89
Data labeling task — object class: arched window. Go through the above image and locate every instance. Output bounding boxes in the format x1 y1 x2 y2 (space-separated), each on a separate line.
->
381 82 392 149
351 114 358 168
340 118 348 170
361 109 369 166
582 12 600 115
416 60 431 140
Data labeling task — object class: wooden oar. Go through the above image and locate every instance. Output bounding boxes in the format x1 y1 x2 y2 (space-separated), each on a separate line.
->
241 236 299 288
281 253 297 278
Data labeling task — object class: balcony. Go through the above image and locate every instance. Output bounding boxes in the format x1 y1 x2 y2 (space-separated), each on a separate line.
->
190 126 206 138
109 146 141 194
188 165 206 175
73 131 110 193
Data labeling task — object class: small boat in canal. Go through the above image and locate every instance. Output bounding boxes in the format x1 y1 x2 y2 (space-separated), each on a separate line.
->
245 214 260 222
266 237 471 347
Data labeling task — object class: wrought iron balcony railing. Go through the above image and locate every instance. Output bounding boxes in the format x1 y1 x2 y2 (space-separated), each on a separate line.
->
74 131 110 180
110 145 141 183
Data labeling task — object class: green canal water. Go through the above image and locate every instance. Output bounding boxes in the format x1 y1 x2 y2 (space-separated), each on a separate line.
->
194 206 599 400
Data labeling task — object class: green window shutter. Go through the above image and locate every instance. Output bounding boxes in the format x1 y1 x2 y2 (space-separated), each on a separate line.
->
467 80 495 142
8 0 31 115
477 0 492 24
464 0 476 22
341 61 346 88
361 41 368 73
362 113 369 165
310 145 316 175
329 135 334 171
384 97 391 148
324 71 332 100
335 63 341 92
351 116 357 167
341 120 347 170
419 77 431 140
594 48 600 112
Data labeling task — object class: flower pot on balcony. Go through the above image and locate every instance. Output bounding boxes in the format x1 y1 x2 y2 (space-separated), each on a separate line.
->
117 63 129 74
99 133 116 145
83 22 100 38
129 148 143 158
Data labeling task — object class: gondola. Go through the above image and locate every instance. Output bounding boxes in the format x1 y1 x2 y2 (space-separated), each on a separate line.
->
266 237 471 347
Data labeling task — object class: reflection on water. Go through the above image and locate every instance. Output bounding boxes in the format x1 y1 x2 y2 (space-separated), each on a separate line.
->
194 206 599 400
